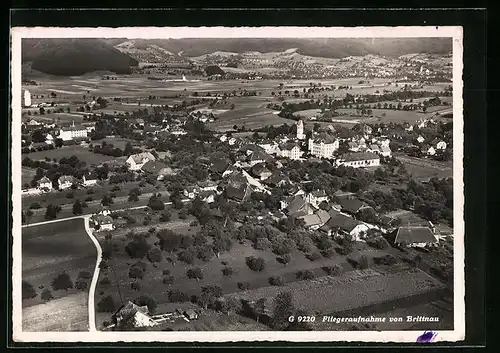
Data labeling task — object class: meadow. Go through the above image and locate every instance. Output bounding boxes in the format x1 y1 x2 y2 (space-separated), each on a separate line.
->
24 146 118 165
22 218 96 331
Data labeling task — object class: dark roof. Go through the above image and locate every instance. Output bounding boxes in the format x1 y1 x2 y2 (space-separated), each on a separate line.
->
251 163 271 176
286 195 307 214
226 184 249 201
336 197 367 214
311 132 337 144
264 171 290 186
142 160 168 174
240 144 264 153
210 157 230 173
112 301 150 326
84 171 98 180
250 150 274 163
394 227 438 245
340 152 380 162
279 142 299 151
38 176 51 184
320 210 361 233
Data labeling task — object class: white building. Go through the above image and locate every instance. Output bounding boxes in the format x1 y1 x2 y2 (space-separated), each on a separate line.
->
379 145 392 157
337 152 380 168
308 132 339 159
126 152 156 171
45 133 54 145
258 142 281 155
83 172 98 187
24 90 32 108
436 141 447 150
277 143 303 160
58 175 74 190
306 190 329 208
59 124 88 141
416 135 425 144
296 119 305 140
37 176 53 191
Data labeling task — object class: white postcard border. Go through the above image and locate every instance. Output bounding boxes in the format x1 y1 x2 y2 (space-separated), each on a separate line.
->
11 25 464 343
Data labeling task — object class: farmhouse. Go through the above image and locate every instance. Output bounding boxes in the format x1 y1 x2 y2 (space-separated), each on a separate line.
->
278 142 303 160
126 152 156 171
59 125 88 141
284 194 316 218
258 141 281 155
112 301 156 329
336 152 380 168
306 189 329 208
335 197 370 215
184 186 201 199
308 132 339 159
226 173 252 202
393 226 439 248
320 210 371 242
37 176 53 191
141 160 169 180
82 172 98 187
298 209 331 230
264 171 291 187
379 145 392 157
197 180 219 192
251 163 272 181
58 175 74 190
91 214 114 232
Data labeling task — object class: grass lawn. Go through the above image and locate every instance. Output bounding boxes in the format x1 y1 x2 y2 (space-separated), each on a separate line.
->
24 146 117 166
22 167 36 186
22 218 96 331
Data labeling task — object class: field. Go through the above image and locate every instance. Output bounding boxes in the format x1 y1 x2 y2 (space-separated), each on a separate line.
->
228 264 446 320
22 218 96 331
22 167 36 186
394 154 453 181
24 146 118 165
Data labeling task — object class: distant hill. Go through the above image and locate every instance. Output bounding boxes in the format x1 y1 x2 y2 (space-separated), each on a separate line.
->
22 38 139 76
108 38 452 59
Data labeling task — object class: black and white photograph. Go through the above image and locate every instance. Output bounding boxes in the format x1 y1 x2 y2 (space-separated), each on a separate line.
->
11 26 464 342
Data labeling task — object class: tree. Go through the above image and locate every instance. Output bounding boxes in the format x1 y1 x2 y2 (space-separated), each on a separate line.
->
157 230 182 252
222 267 234 277
238 282 250 290
216 297 242 315
296 270 315 281
159 211 172 222
41 288 54 301
129 265 145 279
75 279 88 291
278 253 292 266
245 256 266 272
357 208 378 224
168 289 189 303
97 295 116 312
198 285 223 309
22 280 37 299
322 264 342 276
253 298 266 323
186 267 203 281
124 142 133 156
51 272 73 291
125 235 151 259
134 295 157 314
72 199 83 215
148 194 165 211
78 271 92 279
212 235 232 257
271 291 295 330
178 249 195 264
147 247 162 262
268 276 285 286
44 204 61 220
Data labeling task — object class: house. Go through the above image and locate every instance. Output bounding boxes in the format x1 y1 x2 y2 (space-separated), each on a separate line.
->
352 123 373 136
379 138 391 148
144 123 162 134
91 214 115 232
58 175 74 190
198 180 219 192
251 163 272 181
157 167 176 181
264 171 291 187
298 209 331 230
45 133 54 145
393 226 439 248
308 132 339 159
379 145 392 157
226 173 252 202
210 157 230 175
248 149 274 167
285 194 316 218
426 146 437 156
37 176 53 191
320 210 371 242
336 197 370 215
306 190 329 208
336 152 380 168
82 172 98 187
199 190 216 204
228 137 237 146
416 135 425 144
126 152 156 171
278 143 303 160
184 186 201 199
258 142 281 155
59 125 88 141
435 140 447 150
112 301 156 329
367 144 380 154
142 160 169 180
183 309 198 321
347 141 360 152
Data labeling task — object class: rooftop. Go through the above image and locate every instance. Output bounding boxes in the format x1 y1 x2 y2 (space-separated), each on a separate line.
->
340 152 380 162
395 226 438 245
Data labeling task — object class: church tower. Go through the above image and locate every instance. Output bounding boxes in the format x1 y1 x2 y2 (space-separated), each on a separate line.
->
296 119 305 140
